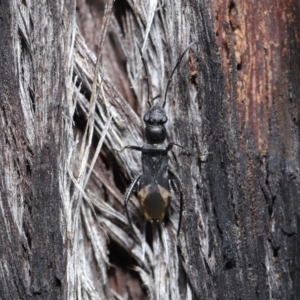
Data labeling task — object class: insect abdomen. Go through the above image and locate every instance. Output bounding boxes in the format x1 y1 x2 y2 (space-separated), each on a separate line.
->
138 184 170 222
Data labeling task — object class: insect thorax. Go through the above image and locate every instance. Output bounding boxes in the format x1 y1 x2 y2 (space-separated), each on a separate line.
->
141 145 168 176
145 124 166 144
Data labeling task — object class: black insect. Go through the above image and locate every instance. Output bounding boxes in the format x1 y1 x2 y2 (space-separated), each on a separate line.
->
119 42 197 236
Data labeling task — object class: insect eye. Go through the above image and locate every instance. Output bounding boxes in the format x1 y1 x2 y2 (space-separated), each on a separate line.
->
162 115 168 123
144 114 149 123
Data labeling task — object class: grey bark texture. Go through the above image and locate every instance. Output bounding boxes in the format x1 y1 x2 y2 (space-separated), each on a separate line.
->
0 0 299 299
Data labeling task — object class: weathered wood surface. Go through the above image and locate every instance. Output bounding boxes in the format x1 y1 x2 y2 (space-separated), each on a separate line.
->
0 0 299 299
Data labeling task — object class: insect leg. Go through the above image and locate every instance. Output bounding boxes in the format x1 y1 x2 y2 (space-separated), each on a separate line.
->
115 145 142 153
167 142 191 154
167 142 211 158
124 173 142 234
168 170 183 237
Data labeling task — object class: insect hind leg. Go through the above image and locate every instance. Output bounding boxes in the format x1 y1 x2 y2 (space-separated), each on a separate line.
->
124 173 142 235
168 170 184 237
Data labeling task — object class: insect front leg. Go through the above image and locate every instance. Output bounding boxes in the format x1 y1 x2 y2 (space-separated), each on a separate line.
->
124 174 142 234
167 142 194 155
167 142 211 158
168 170 184 237
115 145 143 153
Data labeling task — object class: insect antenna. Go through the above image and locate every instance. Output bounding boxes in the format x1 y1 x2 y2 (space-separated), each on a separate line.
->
151 94 161 104
162 41 198 108
136 43 151 107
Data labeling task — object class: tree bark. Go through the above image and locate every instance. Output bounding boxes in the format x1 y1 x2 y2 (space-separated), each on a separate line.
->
0 0 299 299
